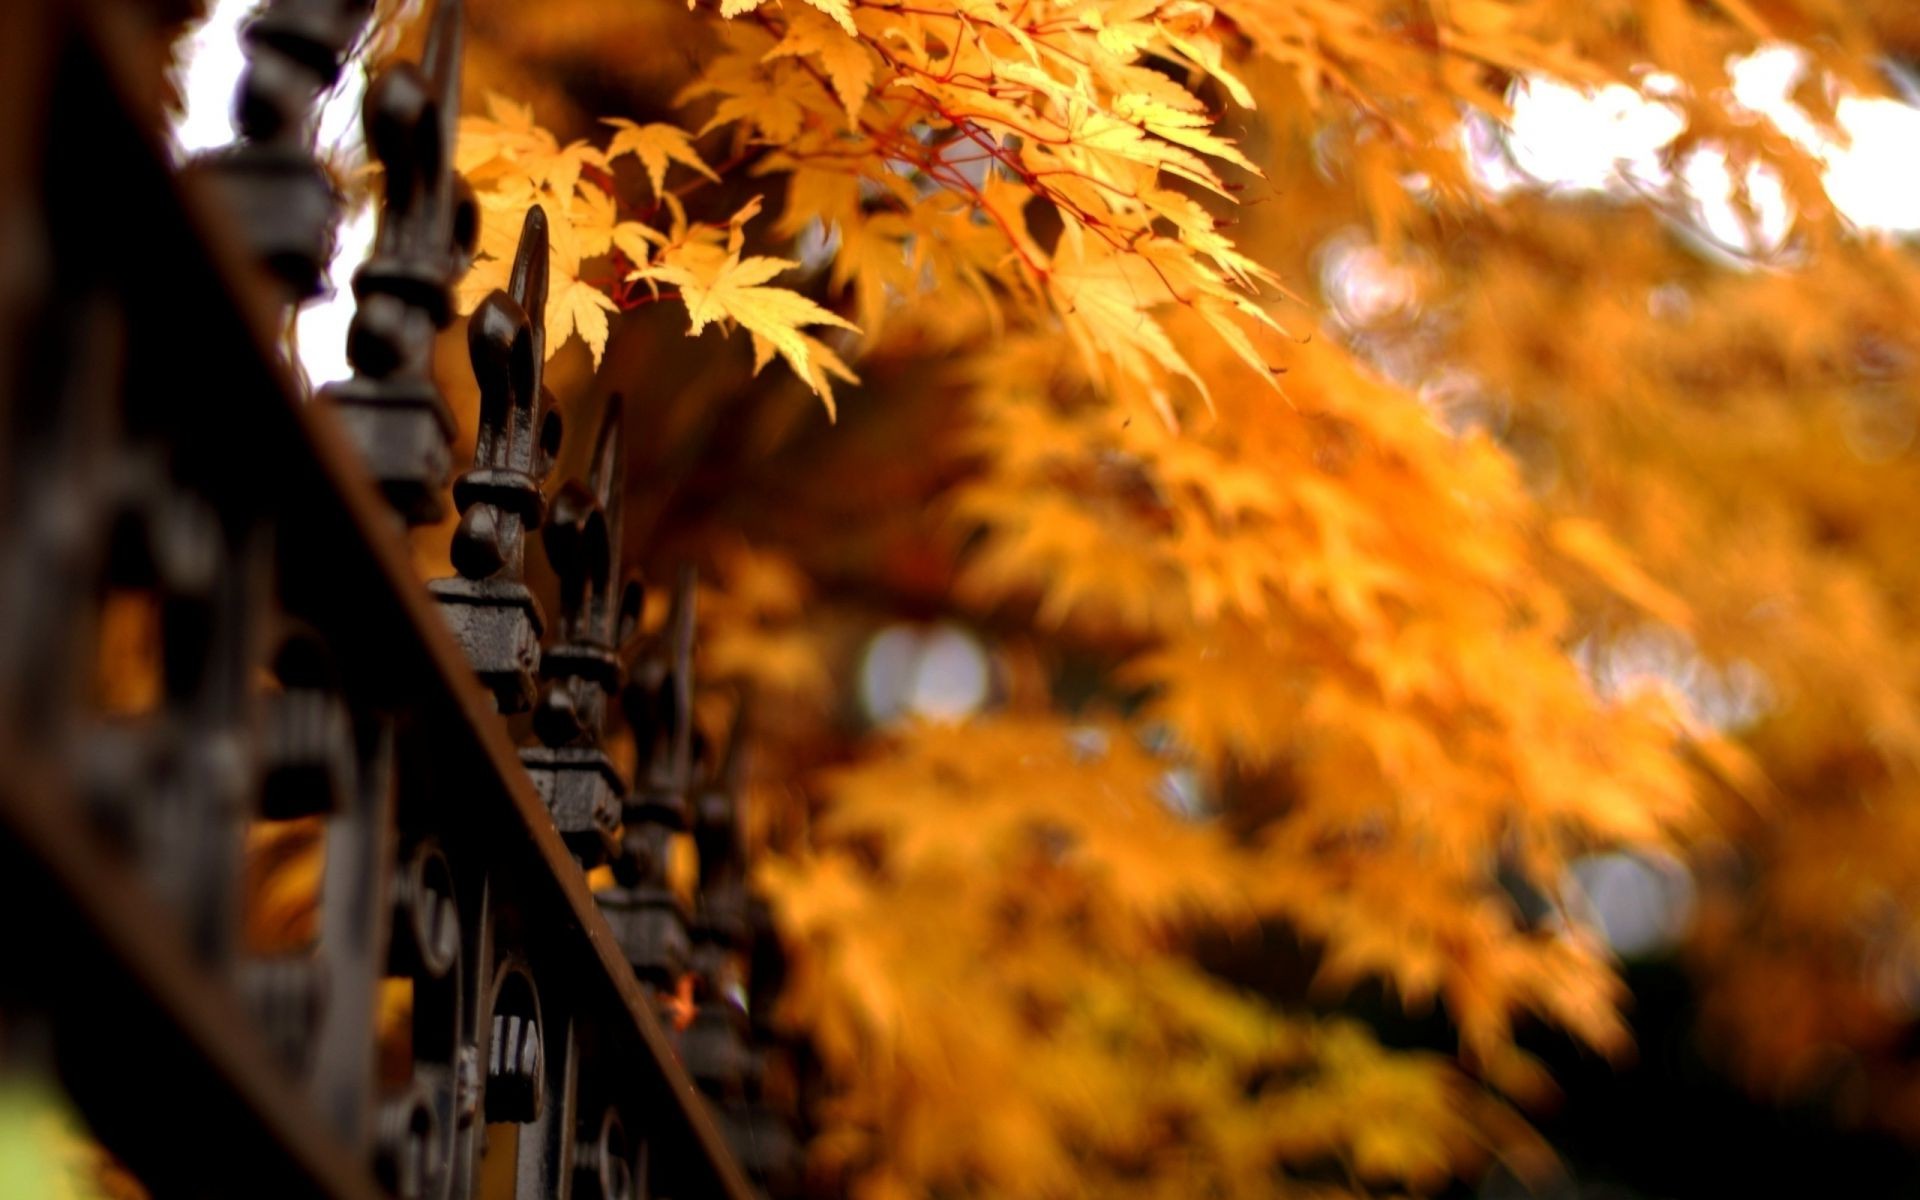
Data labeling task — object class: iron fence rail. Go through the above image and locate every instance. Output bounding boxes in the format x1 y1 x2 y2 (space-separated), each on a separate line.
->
0 2 782 1197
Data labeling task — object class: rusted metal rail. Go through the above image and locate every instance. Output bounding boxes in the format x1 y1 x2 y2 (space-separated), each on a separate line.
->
0 2 793 1196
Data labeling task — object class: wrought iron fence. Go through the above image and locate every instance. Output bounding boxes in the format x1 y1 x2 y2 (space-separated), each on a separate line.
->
0 1 795 1196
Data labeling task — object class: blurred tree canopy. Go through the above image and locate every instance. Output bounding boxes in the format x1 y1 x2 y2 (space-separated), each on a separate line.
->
188 0 1920 1194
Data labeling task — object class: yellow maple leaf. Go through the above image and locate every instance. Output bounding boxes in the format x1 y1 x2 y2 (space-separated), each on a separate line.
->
601 117 721 198
1048 225 1209 418
752 329 860 419
632 211 860 413
458 92 606 198
765 6 876 124
457 98 628 369
548 276 619 368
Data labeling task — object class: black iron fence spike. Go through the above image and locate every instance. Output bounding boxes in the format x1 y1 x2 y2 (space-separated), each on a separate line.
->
427 203 556 714
524 392 628 867
320 0 472 525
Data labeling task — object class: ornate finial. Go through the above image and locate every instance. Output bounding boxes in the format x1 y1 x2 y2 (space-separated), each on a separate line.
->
454 205 554 577
323 0 479 524
427 206 560 713
597 567 699 994
692 706 751 956
626 567 698 827
534 398 632 745
681 706 754 1103
193 0 379 300
521 396 638 866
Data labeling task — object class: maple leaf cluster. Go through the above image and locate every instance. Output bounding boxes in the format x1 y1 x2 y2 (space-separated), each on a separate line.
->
457 94 859 408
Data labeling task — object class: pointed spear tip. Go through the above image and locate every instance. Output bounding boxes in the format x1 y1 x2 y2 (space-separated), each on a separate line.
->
670 565 697 661
508 204 551 340
516 205 550 277
422 0 466 99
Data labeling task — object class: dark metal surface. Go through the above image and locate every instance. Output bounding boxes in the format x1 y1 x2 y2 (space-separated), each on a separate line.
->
599 570 699 1002
523 395 635 869
323 0 478 524
190 0 377 301
0 2 792 1198
429 203 559 715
